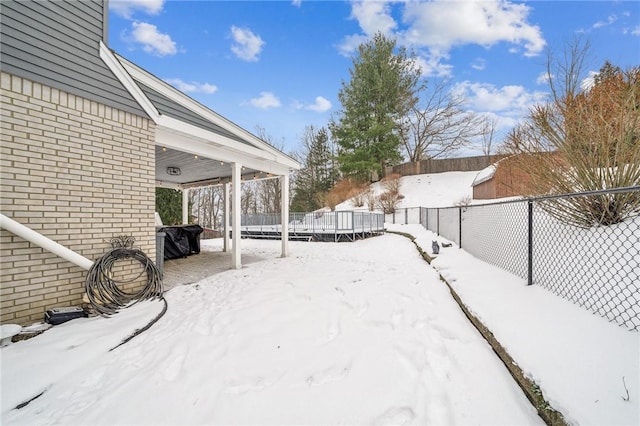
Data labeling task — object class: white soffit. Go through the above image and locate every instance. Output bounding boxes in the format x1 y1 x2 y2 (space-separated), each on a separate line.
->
115 54 299 169
156 126 293 176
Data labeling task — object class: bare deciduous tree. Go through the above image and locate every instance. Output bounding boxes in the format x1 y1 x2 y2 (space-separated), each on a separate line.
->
399 79 484 161
190 186 224 229
241 182 257 215
252 125 289 213
480 116 498 156
503 38 640 226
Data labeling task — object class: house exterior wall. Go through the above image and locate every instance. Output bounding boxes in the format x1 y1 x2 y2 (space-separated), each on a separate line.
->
0 0 146 117
0 72 156 325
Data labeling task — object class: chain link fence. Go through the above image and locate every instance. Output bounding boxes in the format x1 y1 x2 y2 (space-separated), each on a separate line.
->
405 187 639 331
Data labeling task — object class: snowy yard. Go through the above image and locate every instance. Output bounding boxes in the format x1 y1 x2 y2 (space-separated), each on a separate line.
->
2 235 542 425
2 170 638 425
394 224 639 426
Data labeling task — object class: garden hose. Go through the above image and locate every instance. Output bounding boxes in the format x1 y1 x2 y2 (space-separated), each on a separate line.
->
84 236 167 349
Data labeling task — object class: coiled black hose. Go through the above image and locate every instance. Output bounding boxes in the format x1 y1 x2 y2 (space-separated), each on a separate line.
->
85 236 164 316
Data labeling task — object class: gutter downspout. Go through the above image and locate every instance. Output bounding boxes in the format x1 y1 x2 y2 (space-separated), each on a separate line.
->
0 214 93 271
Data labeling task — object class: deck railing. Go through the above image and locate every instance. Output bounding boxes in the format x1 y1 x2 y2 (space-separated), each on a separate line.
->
238 211 385 242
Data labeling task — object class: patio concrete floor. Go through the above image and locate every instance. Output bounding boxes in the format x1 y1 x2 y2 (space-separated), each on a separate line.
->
161 248 266 293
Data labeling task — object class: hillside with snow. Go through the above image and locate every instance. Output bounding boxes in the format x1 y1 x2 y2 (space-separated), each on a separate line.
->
336 171 482 211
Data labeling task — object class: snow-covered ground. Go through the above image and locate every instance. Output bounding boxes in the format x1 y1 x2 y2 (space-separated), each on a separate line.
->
1 237 542 425
336 171 479 210
389 224 639 425
2 171 637 425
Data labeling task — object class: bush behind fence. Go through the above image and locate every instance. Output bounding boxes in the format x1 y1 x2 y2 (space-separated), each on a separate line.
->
389 188 640 331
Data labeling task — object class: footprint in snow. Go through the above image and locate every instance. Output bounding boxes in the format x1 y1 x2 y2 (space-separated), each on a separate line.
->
394 344 428 374
341 300 369 318
372 406 416 426
193 311 215 336
160 347 187 382
306 362 352 386
325 315 341 342
225 376 277 395
390 310 406 329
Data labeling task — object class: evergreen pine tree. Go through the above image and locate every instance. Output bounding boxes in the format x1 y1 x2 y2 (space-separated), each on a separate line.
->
331 32 423 181
291 126 339 211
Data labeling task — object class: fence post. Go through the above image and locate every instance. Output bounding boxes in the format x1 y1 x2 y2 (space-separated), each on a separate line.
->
458 206 462 249
527 200 533 286
437 208 440 235
405 208 408 225
352 211 355 241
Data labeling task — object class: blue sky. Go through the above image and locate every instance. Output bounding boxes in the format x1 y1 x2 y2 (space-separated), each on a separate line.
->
107 0 640 157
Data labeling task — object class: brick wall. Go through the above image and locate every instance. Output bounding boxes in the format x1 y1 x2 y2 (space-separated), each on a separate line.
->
0 72 156 325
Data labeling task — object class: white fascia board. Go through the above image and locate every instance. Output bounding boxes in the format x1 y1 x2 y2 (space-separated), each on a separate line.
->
156 116 300 171
157 115 272 160
155 180 183 190
156 126 293 176
117 55 299 167
99 42 160 121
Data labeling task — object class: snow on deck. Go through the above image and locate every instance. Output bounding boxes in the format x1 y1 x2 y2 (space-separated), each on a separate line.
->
1 236 541 425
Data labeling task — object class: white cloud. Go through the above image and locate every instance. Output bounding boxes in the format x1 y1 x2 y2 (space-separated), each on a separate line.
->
452 81 547 117
632 26 640 36
131 22 177 56
401 0 545 57
581 71 599 92
471 58 486 71
248 92 281 109
414 54 453 78
164 79 218 94
536 71 551 86
292 0 302 7
339 0 546 70
592 14 617 29
304 96 332 112
337 34 369 57
110 0 164 19
351 1 397 36
337 1 396 56
230 26 265 62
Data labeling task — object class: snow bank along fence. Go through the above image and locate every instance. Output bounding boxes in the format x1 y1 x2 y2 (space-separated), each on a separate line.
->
394 187 640 331
238 211 385 242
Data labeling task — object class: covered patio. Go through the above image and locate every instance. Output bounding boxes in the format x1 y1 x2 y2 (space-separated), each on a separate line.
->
104 51 300 270
162 250 267 292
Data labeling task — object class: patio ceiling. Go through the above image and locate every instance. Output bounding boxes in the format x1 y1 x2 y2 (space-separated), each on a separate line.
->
156 146 270 189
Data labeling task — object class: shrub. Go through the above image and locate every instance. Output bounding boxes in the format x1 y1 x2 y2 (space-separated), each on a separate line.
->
381 173 402 196
352 186 373 207
325 179 367 210
374 173 404 214
376 191 401 214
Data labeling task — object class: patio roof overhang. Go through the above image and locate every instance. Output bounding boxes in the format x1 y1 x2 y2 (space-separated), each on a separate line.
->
100 42 300 191
154 122 295 190
100 42 298 268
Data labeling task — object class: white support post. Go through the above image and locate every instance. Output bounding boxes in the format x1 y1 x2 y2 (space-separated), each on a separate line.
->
280 174 289 257
231 162 242 269
182 188 189 224
223 182 230 253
